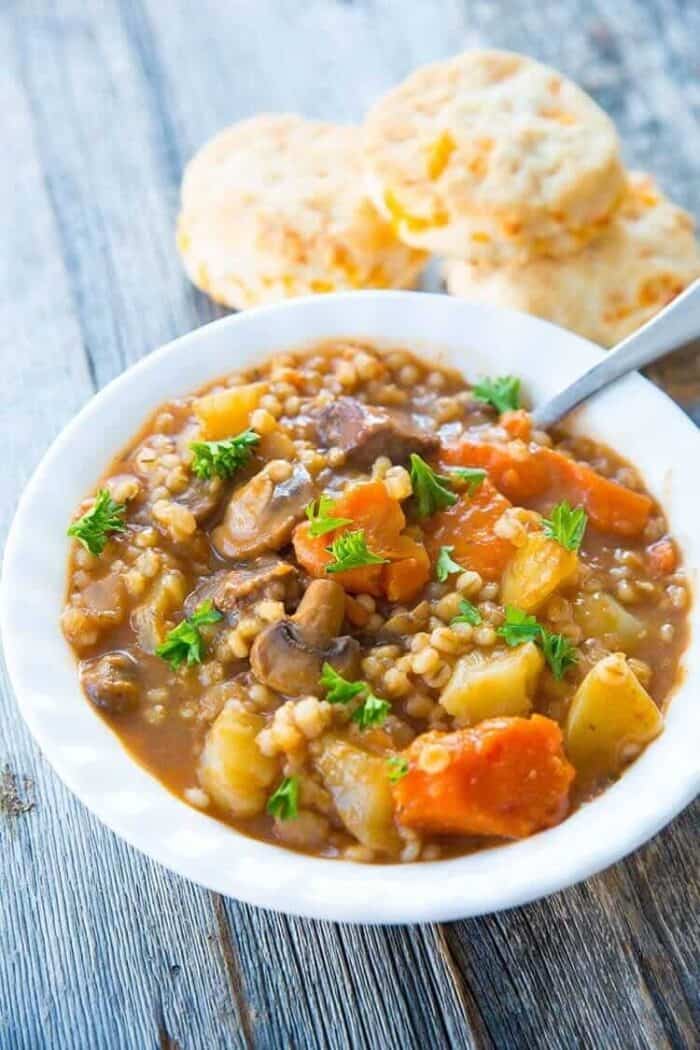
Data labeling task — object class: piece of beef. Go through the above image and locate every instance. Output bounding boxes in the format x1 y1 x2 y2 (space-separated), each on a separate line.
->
315 397 439 469
184 558 300 623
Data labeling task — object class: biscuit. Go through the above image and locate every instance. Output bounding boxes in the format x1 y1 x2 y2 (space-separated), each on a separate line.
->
177 115 426 309
363 50 625 262
444 173 700 347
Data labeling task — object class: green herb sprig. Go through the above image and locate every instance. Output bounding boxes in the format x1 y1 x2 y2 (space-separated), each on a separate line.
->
305 495 352 538
325 530 388 574
320 663 366 705
386 755 409 782
449 467 487 494
189 429 259 480
67 489 127 556
450 599 482 627
542 500 588 552
409 454 458 518
435 545 463 583
473 375 521 414
498 605 578 679
267 776 299 821
155 599 223 670
320 665 390 730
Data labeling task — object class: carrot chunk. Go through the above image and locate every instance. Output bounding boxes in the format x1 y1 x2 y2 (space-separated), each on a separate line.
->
444 441 652 537
293 482 429 602
424 479 515 580
393 715 575 839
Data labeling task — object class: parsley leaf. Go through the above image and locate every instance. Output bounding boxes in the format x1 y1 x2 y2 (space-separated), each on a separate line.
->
450 599 482 626
189 429 259 480
67 488 127 555
387 755 409 782
449 467 487 494
498 605 578 678
352 692 390 730
325 530 388 574
409 454 458 518
435 545 463 583
473 375 521 414
540 629 579 680
305 495 352 538
542 500 588 552
155 599 223 670
498 605 542 646
320 662 366 704
266 776 299 821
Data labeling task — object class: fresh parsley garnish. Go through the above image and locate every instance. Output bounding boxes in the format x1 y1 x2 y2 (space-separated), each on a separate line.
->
409 454 458 518
305 495 352 538
450 599 482 626
473 375 521 414
189 429 259 480
498 605 578 679
325 530 388 574
387 755 409 782
449 467 487 494
352 692 390 730
320 665 390 728
435 545 463 583
266 776 299 821
155 599 223 670
540 630 579 679
320 663 366 705
542 500 588 552
498 606 542 646
67 489 127 555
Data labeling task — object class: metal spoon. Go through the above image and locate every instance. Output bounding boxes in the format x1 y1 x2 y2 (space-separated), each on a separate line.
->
532 279 700 429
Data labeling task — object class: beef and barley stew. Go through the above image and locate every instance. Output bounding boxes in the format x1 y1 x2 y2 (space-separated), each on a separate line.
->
62 343 690 863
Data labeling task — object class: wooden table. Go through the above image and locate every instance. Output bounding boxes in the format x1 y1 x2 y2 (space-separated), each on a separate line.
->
1 3 698 1047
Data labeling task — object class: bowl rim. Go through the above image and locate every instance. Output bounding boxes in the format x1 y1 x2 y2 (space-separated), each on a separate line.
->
2 290 698 925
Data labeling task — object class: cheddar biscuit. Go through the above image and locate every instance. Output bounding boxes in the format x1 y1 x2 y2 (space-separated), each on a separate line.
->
364 50 625 262
177 115 426 309
444 173 700 346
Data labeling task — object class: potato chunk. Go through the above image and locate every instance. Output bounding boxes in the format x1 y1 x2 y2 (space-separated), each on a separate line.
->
565 654 663 781
315 735 401 856
198 703 278 817
439 642 544 725
574 592 645 653
194 382 266 440
501 532 578 612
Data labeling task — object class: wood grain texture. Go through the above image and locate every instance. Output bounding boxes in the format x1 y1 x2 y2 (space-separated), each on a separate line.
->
0 2 697 1048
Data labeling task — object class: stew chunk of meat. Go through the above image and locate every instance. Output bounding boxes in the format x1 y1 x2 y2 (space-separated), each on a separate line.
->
184 558 299 621
315 397 438 469
251 580 361 696
80 651 140 715
212 463 314 559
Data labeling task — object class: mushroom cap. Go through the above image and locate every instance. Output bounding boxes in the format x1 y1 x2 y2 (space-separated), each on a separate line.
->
250 579 361 697
212 463 314 559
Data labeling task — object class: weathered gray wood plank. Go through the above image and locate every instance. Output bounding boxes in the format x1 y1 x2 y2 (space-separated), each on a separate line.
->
1 1 697 1048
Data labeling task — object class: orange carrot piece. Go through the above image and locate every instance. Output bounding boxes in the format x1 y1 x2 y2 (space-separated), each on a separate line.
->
424 479 514 581
444 441 652 537
393 715 575 839
293 482 430 602
646 537 678 577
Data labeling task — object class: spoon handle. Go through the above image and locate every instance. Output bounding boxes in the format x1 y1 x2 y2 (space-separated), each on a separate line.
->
531 278 700 430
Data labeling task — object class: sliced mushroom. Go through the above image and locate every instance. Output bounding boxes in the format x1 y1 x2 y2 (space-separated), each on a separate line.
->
184 559 299 622
212 463 314 560
250 579 361 697
80 650 140 715
315 396 439 469
175 474 227 523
